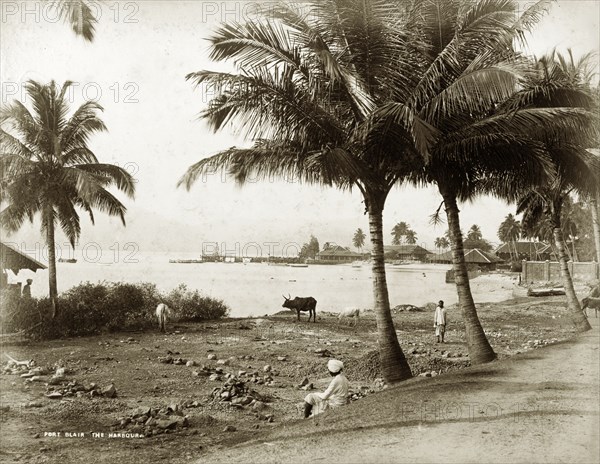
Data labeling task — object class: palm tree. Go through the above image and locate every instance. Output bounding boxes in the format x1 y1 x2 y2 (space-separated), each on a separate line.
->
439 236 450 251
467 225 483 241
498 213 522 260
514 50 599 332
178 1 423 383
404 229 417 245
353 228 366 253
372 0 564 364
0 80 135 316
391 222 409 246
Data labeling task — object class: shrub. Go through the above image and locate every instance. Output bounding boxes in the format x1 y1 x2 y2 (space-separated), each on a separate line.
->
164 284 230 321
1 281 229 339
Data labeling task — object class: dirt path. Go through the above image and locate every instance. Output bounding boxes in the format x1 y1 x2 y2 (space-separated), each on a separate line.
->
197 318 600 464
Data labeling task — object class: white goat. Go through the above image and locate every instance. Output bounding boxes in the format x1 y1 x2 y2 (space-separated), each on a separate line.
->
338 308 360 326
156 303 171 333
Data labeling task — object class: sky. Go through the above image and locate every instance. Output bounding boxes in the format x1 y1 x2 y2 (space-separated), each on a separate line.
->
1 0 599 255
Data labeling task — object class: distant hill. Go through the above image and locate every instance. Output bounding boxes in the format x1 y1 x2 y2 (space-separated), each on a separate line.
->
0 207 208 254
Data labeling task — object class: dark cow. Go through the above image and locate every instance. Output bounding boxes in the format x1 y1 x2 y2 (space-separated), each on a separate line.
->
282 294 317 322
582 297 600 318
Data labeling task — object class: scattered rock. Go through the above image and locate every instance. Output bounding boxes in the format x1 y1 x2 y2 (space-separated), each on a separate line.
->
101 384 117 398
223 425 236 432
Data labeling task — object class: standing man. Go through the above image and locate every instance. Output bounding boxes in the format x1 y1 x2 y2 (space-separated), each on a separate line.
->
434 300 447 343
22 278 33 299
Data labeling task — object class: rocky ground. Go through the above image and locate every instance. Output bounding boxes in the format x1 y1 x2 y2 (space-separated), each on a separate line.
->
0 281 594 464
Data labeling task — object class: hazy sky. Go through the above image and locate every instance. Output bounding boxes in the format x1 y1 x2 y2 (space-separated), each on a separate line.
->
1 0 599 254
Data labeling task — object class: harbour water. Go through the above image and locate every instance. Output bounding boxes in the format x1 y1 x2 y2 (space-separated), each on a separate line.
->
14 251 515 317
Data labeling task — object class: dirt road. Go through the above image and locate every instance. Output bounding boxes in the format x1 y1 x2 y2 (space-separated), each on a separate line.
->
197 318 600 464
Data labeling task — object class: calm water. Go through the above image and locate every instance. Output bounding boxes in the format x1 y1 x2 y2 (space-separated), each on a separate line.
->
16 252 513 317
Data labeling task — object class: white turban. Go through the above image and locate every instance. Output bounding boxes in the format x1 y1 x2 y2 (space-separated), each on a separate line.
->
328 359 343 373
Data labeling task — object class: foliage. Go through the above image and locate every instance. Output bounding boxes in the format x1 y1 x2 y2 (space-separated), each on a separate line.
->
352 228 366 252
164 283 229 321
463 237 493 252
0 80 136 305
0 281 229 339
392 222 418 245
299 235 320 260
498 214 522 243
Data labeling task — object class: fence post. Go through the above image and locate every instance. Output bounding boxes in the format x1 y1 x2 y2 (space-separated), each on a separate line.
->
521 260 527 284
544 260 550 281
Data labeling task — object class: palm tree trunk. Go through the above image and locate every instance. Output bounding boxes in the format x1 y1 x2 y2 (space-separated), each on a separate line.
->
552 226 591 332
591 196 600 264
46 206 58 318
368 205 412 383
442 193 496 364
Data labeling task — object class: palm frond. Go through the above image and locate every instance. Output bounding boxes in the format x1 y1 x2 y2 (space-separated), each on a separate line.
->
52 0 97 41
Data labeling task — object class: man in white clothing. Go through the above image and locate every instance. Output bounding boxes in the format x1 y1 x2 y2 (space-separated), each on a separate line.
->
303 359 349 418
434 300 447 343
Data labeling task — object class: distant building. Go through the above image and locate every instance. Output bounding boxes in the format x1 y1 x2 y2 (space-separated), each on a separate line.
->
434 248 503 270
384 244 432 262
316 245 363 262
495 241 554 261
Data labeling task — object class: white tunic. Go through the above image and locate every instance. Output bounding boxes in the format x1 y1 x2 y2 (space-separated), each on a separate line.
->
305 373 349 415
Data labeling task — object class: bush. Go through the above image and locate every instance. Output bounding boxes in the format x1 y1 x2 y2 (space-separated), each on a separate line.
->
0 281 229 340
164 284 229 321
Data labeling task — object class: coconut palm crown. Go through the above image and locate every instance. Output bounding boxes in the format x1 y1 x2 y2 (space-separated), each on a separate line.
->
0 80 136 314
179 0 437 382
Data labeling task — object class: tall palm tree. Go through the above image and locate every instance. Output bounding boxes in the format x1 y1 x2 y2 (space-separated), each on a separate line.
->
392 222 409 246
0 80 135 316
585 149 600 263
513 50 599 332
372 0 564 364
498 213 521 260
353 228 366 253
178 0 424 383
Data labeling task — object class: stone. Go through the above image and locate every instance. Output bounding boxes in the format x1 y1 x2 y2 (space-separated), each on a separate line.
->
263 365 271 372
238 370 247 377
145 417 157 427
133 406 151 418
207 354 217 360
48 376 65 385
186 361 196 367
252 401 266 411
101 384 117 398
221 391 231 400
223 425 236 432
277 356 287 362
156 418 179 430
25 401 43 408
209 374 221 381
300 377 309 387
216 359 229 366
46 392 63 399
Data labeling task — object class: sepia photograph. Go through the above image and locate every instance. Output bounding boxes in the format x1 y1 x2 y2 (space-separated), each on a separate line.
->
1 0 599 462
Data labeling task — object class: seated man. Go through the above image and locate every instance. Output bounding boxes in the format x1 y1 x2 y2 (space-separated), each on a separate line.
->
303 359 349 418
